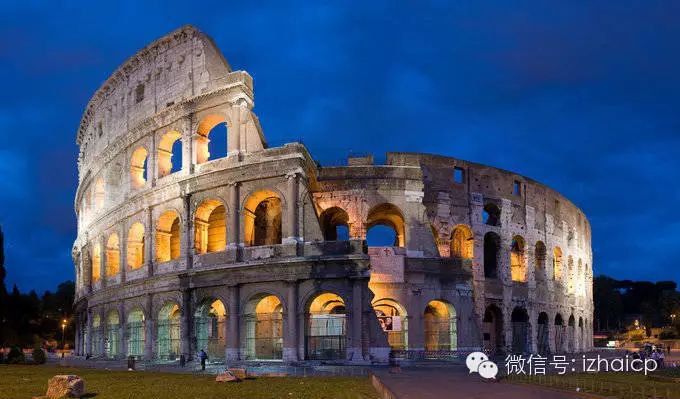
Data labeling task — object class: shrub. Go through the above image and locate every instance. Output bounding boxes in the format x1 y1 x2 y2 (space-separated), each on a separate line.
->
7 347 25 364
32 348 46 364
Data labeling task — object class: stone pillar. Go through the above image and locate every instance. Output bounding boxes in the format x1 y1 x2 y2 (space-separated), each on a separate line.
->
226 285 240 361
180 289 192 360
547 312 556 353
530 308 539 354
120 227 127 284
503 305 513 353
284 173 299 244
228 101 246 156
119 302 127 358
146 207 154 277
183 194 193 269
182 116 193 174
283 281 298 362
149 133 157 186
82 246 92 294
349 279 364 361
228 182 240 247
85 310 92 356
144 295 154 361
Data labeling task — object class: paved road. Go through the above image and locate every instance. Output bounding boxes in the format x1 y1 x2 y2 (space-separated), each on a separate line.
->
374 366 586 399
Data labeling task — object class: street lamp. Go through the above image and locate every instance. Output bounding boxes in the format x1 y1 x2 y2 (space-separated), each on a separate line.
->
61 319 67 357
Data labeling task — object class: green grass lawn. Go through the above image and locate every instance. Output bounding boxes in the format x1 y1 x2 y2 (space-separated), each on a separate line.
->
507 371 680 399
0 365 379 399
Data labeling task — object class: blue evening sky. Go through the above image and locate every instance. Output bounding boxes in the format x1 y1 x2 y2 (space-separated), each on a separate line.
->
0 1 678 292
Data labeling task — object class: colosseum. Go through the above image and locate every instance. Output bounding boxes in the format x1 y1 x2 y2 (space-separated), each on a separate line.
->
71 26 593 367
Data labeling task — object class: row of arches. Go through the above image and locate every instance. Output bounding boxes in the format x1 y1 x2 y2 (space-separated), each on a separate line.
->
483 305 588 354
82 114 232 219
89 191 284 283
482 232 588 287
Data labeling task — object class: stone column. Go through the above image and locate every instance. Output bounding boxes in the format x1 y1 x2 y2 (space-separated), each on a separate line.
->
183 194 193 269
283 281 298 362
226 285 240 361
180 289 192 360
530 308 539 354
284 173 299 244
228 101 246 156
146 207 154 277
144 295 154 361
503 305 513 353
349 279 364 361
149 133 157 187
82 246 92 294
182 116 193 174
85 310 92 356
119 302 127 358
547 312 556 353
120 227 127 284
228 182 240 247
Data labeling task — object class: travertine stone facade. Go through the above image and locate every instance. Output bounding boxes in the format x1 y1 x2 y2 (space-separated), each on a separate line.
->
72 26 593 365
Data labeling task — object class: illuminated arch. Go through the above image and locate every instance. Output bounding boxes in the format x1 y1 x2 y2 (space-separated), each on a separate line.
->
194 299 227 360
306 292 347 360
157 130 182 177
126 308 145 358
243 190 282 246
424 300 457 351
195 114 228 164
127 222 145 269
105 310 120 359
194 199 226 253
553 247 563 280
91 241 101 283
451 225 473 259
510 235 526 282
130 147 148 188
105 233 120 277
373 298 408 350
244 294 284 360
91 314 103 356
156 210 181 262
157 302 181 360
366 203 405 247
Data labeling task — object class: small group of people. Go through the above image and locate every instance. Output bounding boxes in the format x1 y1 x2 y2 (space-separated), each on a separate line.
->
631 344 667 368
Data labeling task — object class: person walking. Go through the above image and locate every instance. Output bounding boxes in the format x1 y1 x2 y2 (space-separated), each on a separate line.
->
199 349 208 371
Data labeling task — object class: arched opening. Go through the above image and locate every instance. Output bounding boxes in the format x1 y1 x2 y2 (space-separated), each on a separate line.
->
451 225 474 259
554 313 565 353
194 299 227 361
553 247 563 280
535 241 547 281
366 203 405 247
130 147 148 188
511 307 529 353
105 311 120 359
158 130 183 177
196 114 227 164
424 300 457 351
156 210 181 262
157 303 181 360
194 199 226 254
510 236 526 282
244 190 282 246
319 207 350 241
306 292 347 360
568 315 576 353
94 178 105 211
127 222 145 270
482 203 500 226
244 295 283 360
91 242 101 283
91 314 102 356
483 305 503 353
373 298 408 350
127 309 145 358
105 233 120 277
537 312 550 354
483 232 500 279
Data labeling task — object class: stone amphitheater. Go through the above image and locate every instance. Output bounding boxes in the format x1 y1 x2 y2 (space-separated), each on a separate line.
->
71 25 593 366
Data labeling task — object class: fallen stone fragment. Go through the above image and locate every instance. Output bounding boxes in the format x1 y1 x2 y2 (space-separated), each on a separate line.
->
45 375 85 398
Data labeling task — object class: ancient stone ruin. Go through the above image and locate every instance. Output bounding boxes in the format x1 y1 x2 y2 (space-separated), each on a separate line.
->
71 25 593 366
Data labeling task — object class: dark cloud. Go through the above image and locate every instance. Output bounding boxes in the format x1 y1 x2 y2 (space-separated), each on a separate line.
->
0 0 678 292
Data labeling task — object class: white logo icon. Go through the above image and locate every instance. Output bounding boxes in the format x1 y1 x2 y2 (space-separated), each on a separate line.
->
477 360 499 379
465 351 489 373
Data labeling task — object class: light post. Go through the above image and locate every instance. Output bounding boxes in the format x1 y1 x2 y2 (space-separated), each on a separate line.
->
61 319 67 357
